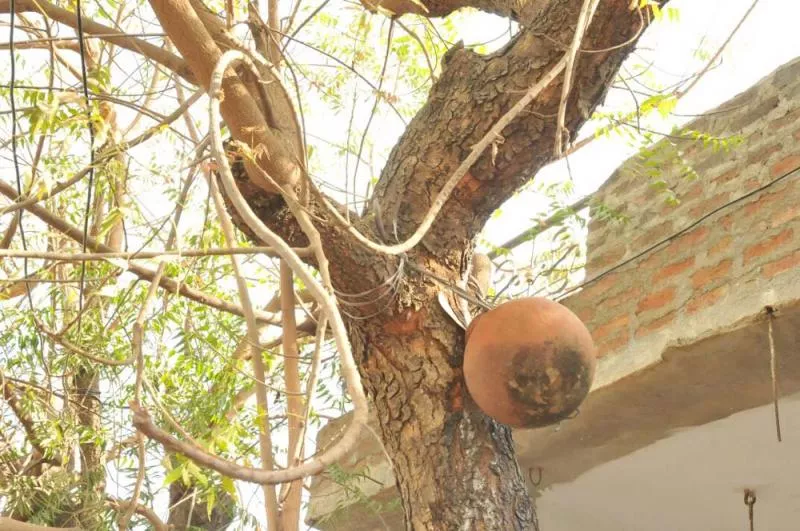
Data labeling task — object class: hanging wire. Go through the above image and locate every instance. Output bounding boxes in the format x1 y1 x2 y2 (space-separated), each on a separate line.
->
74 0 97 336
7 1 28 261
8 0 47 374
766 306 782 442
334 258 406 320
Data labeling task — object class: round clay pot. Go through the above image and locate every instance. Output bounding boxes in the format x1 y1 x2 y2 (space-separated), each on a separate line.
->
463 297 596 429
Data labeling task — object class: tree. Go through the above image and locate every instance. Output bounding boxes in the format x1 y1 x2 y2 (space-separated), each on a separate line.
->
0 0 671 529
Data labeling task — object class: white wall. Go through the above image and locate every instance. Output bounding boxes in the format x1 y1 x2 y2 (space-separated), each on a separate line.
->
538 393 800 531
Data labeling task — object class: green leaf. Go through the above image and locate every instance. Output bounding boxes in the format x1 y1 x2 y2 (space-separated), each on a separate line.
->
164 466 183 486
206 489 216 520
221 476 236 496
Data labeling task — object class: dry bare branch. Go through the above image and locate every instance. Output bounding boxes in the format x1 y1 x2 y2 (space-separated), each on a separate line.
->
0 0 195 82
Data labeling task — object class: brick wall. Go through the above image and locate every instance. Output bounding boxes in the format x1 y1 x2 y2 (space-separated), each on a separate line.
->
563 56 800 388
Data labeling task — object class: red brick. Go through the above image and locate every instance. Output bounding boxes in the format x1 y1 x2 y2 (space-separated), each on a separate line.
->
719 213 736 231
770 108 800 130
746 143 782 165
639 250 666 270
682 144 700 159
604 287 643 309
744 191 780 216
592 314 630 341
744 228 794 264
772 204 800 226
747 131 763 145
691 259 733 289
652 257 695 283
710 169 738 186
596 331 629 357
762 250 800 279
708 236 733 257
590 247 626 270
568 306 595 324
580 272 622 301
635 311 676 338
687 285 728 314
771 155 800 178
744 177 761 191
632 189 654 207
634 222 674 250
683 182 705 199
689 192 731 219
637 287 676 313
668 226 710 254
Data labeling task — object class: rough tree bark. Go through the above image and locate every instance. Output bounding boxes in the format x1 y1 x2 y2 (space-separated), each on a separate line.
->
153 0 661 528
168 480 236 530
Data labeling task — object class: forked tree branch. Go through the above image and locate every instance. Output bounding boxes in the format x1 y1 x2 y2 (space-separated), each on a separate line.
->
107 498 169 531
148 0 301 193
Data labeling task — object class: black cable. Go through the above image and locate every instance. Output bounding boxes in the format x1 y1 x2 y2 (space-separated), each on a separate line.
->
8 1 25 248
8 2 34 305
9 0 53 381
75 0 96 335
558 163 800 301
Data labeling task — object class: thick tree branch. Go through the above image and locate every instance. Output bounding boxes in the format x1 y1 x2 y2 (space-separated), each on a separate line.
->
148 0 301 193
359 0 528 19
371 0 662 258
0 0 195 83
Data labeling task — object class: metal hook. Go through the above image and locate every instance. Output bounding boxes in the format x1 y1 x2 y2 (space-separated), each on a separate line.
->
527 466 543 487
744 489 756 531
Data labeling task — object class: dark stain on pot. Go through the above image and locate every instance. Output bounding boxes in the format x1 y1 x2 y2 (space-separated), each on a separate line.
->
508 342 591 428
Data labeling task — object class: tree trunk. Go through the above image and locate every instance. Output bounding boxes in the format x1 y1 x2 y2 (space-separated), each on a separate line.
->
71 368 105 529
168 480 236 530
352 273 537 529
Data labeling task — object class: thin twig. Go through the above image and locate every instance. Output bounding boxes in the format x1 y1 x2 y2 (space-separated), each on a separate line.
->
206 170 280 524
352 20 394 217
0 180 281 325
675 0 760 98
554 0 600 157
279 260 304 523
0 90 204 217
0 246 308 260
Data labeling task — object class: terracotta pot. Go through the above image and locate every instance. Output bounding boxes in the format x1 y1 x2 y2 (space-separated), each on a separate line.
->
463 297 596 429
